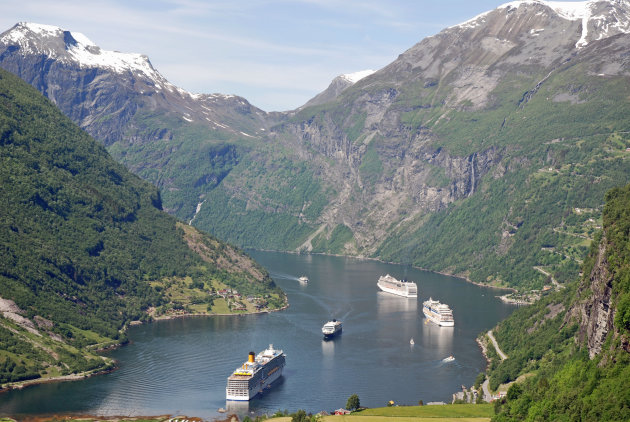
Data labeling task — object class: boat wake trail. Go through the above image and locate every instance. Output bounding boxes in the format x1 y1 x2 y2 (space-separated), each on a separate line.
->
339 309 353 321
269 271 300 281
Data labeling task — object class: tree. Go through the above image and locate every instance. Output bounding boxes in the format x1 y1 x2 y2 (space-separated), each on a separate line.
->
507 382 522 401
291 409 307 422
346 394 360 411
474 372 486 389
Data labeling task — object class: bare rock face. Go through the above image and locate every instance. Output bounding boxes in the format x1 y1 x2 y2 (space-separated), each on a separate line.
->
572 239 616 358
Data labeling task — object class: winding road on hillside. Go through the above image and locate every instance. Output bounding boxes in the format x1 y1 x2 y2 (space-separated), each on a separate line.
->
487 330 507 360
533 266 565 289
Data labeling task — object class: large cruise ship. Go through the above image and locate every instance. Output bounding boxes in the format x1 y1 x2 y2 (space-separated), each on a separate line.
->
226 344 286 401
322 319 342 339
423 298 454 326
377 274 418 298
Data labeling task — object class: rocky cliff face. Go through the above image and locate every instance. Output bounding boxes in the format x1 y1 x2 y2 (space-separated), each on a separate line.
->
572 239 617 358
569 182 630 359
270 0 630 259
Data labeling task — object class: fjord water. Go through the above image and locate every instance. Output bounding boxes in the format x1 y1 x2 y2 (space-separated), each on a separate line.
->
0 252 514 419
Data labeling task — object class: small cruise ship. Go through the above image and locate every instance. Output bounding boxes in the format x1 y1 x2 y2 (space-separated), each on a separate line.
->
322 319 342 339
423 298 455 326
377 274 418 298
226 344 286 401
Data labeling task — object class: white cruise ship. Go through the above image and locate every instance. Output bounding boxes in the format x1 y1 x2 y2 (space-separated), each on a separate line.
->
322 319 342 339
226 344 285 401
377 274 418 298
423 298 454 326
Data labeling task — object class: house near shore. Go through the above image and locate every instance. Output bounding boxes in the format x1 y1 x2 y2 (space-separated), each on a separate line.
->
334 409 351 415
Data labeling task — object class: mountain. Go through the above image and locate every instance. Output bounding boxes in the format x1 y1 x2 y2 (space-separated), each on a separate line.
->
482 183 630 420
2 1 630 290
0 22 275 145
301 70 375 108
0 22 287 220
0 67 285 386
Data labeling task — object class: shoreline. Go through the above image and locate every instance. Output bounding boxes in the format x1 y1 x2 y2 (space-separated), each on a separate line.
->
0 365 118 394
149 302 290 322
0 302 289 393
476 335 491 369
252 248 516 293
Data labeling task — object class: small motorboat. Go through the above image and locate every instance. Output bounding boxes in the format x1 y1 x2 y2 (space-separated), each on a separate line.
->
298 276 309 283
443 355 455 362
410 338 415 345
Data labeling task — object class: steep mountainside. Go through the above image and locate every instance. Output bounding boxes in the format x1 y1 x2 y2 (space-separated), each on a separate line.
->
243 0 630 288
484 183 630 421
0 68 284 386
0 22 286 219
2 1 630 290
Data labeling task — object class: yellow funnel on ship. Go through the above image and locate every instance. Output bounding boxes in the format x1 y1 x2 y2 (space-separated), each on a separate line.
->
248 352 255 363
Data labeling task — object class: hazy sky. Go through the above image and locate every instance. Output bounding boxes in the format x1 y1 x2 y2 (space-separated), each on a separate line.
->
1 1 516 111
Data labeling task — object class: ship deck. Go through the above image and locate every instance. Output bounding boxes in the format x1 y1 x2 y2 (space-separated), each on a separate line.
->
228 374 252 380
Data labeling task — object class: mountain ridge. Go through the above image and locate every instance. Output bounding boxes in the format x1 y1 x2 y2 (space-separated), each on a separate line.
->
2 0 630 290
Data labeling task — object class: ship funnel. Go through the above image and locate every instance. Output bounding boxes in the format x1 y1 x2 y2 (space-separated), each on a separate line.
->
248 352 255 363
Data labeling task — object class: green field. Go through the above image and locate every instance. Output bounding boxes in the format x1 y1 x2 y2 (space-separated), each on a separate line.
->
350 404 493 419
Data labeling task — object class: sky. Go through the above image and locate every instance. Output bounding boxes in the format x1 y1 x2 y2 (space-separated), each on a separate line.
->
1 0 516 111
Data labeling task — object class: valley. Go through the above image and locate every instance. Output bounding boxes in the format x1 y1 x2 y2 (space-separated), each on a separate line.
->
0 0 629 420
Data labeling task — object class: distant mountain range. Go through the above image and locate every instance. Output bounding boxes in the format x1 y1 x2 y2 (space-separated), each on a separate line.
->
2 0 630 289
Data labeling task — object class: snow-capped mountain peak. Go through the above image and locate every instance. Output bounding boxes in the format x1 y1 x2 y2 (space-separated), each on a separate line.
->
0 22 163 81
455 0 630 48
340 69 375 84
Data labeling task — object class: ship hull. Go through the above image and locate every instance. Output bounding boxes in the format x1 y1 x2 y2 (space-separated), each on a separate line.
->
423 308 455 326
377 282 417 298
226 346 285 401
226 365 284 401
323 327 342 339
322 321 343 339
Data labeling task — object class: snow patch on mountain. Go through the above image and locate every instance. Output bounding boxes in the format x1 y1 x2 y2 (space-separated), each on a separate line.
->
67 43 160 80
1 22 163 81
454 1 630 48
2 22 58 42
341 69 375 84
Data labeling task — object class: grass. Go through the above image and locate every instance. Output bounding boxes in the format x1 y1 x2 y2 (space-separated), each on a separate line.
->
354 404 493 418
210 298 231 314
23 418 184 422
272 405 494 422
330 418 489 422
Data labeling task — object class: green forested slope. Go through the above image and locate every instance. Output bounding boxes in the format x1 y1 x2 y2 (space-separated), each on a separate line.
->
485 184 630 420
0 68 284 385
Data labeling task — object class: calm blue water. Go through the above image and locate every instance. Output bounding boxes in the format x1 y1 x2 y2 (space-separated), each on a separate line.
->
0 252 514 419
